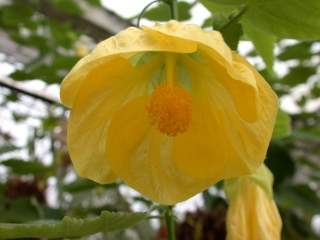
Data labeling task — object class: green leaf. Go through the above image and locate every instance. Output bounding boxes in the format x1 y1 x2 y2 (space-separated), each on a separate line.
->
62 179 117 193
0 197 39 223
205 0 254 4
212 13 243 50
0 145 18 154
142 1 192 21
0 211 147 239
272 110 291 139
221 21 242 50
242 22 276 73
278 42 313 61
1 159 53 175
277 184 320 215
212 13 228 30
1 4 33 27
202 17 213 28
245 0 320 40
202 0 320 40
266 142 295 186
50 0 83 15
292 127 320 142
85 0 102 6
200 0 235 15
282 66 316 86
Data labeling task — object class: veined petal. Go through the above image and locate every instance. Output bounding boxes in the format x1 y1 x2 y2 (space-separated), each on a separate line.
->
107 97 214 204
67 57 160 184
145 21 262 122
172 54 277 179
60 27 197 108
225 165 282 240
144 20 233 65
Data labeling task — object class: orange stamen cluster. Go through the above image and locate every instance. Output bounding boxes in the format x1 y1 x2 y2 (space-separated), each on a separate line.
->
147 85 192 136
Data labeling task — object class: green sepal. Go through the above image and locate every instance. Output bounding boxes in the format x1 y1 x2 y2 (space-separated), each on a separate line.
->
129 52 157 67
177 63 192 91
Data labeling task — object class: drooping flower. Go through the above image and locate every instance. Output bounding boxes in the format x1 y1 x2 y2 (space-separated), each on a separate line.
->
225 164 282 240
60 21 278 204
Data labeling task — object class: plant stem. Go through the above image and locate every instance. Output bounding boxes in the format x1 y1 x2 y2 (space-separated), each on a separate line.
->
137 0 161 27
164 206 176 240
169 0 179 20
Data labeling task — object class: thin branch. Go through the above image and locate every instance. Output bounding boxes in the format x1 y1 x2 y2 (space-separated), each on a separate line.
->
0 77 62 106
38 0 131 41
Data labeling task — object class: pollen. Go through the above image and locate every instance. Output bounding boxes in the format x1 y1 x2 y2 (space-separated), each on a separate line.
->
146 85 192 136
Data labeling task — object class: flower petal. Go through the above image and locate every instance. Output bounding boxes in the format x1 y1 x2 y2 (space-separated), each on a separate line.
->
61 26 197 108
225 165 282 240
107 97 214 204
144 20 233 64
146 22 263 122
67 57 160 184
173 54 277 180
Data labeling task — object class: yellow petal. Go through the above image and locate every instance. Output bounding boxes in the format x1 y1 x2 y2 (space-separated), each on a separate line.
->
225 165 282 240
144 20 232 65
145 21 265 122
172 53 277 179
60 26 197 108
107 97 214 204
67 56 160 184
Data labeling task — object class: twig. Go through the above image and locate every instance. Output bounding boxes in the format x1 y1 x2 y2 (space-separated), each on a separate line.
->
0 77 62 106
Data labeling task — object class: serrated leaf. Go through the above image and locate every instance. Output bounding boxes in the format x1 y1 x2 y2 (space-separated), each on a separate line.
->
0 211 147 239
272 110 291 139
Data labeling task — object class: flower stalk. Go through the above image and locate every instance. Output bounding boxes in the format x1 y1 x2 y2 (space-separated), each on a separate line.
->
168 0 179 20
164 206 176 240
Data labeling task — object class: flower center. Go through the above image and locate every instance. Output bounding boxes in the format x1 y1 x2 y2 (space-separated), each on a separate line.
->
147 85 192 136
146 53 192 136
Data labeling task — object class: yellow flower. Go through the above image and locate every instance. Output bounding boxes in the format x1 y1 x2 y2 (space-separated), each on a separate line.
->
60 21 278 204
225 165 282 240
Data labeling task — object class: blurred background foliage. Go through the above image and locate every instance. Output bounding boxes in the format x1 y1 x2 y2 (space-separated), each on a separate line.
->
0 0 319 239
